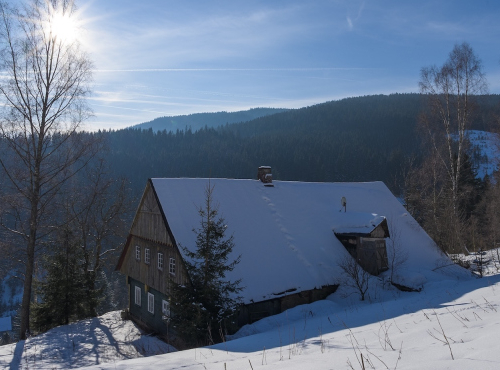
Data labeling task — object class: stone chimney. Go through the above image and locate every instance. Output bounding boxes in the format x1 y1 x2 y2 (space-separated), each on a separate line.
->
257 166 273 184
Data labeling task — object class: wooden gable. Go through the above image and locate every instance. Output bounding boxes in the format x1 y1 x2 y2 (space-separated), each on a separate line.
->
370 219 390 238
116 180 187 295
130 180 173 245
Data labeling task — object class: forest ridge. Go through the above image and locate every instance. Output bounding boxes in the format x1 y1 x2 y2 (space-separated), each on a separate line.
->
104 93 500 194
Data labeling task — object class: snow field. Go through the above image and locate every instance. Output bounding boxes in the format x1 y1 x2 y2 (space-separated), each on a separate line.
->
0 311 175 369
467 130 500 179
79 273 500 370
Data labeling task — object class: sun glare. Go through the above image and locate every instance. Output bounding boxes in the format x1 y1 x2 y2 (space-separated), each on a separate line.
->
50 11 78 43
41 1 86 45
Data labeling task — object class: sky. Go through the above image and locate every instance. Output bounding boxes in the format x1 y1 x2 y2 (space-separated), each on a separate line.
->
71 0 500 130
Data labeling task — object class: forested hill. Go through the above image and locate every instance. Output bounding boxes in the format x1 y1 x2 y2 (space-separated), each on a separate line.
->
130 107 289 132
103 94 500 195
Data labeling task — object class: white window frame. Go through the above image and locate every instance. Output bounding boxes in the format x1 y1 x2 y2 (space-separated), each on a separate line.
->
147 292 154 314
144 248 150 264
134 286 141 306
135 246 141 261
158 253 164 270
169 257 176 275
162 299 170 317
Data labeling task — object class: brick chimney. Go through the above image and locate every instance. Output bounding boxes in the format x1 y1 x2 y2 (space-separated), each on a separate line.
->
257 166 272 184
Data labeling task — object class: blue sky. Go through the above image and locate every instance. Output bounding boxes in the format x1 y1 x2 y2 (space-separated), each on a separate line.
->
76 0 500 130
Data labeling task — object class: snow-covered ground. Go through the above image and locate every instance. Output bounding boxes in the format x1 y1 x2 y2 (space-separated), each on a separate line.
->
0 311 175 369
467 130 500 179
73 270 500 370
0 265 484 370
459 248 500 276
1 272 23 318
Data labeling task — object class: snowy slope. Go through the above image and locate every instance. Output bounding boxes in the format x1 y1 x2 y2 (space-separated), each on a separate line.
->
467 130 500 179
0 311 175 369
152 179 448 303
79 271 500 370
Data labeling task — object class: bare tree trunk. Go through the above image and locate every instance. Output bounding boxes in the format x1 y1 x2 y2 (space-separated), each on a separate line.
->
0 0 96 339
19 156 42 337
19 228 36 337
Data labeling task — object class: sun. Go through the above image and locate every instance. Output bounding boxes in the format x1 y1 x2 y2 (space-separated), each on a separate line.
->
50 11 78 44
41 1 85 45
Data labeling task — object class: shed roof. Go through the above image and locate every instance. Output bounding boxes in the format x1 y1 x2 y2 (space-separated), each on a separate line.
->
332 212 387 236
150 178 444 303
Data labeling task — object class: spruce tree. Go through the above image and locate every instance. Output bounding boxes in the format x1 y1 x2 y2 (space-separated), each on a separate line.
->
171 183 243 347
31 228 89 333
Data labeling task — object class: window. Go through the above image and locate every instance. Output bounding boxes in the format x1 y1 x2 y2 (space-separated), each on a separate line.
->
158 253 164 270
162 300 170 317
169 257 176 275
147 292 154 314
134 286 141 306
135 246 140 261
144 248 150 264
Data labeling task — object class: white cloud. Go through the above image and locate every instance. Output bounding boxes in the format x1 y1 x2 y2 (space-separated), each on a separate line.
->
347 16 353 30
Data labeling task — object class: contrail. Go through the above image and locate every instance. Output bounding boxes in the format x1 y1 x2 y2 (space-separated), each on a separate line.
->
91 104 173 115
93 67 374 73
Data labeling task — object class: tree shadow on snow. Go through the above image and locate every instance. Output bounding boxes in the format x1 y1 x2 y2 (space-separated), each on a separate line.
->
4 315 141 369
7 340 24 370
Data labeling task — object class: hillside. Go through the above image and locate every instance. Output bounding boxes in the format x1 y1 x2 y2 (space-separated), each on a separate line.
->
0 311 174 369
105 94 419 193
468 130 500 178
92 271 498 370
130 108 288 132
3 257 499 369
100 93 500 196
104 94 497 193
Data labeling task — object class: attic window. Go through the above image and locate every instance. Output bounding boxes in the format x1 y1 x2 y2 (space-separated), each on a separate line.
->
169 258 176 276
135 246 140 261
145 248 150 264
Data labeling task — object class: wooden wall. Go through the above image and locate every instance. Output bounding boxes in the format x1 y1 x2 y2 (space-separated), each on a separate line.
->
128 278 170 337
120 182 188 295
236 285 338 327
130 182 172 245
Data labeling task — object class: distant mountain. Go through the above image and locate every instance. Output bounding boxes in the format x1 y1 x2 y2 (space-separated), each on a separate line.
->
130 108 289 132
103 94 500 195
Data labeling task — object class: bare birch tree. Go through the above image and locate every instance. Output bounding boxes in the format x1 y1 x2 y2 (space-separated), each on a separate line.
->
419 42 487 253
0 0 97 338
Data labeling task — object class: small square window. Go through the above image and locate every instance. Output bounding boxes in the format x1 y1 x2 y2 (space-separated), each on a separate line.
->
145 248 150 264
158 253 164 270
135 246 141 261
134 286 141 306
169 257 176 275
162 300 170 317
148 292 154 314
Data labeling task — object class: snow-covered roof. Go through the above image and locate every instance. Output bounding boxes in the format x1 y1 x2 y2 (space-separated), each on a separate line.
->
151 179 444 304
332 212 386 235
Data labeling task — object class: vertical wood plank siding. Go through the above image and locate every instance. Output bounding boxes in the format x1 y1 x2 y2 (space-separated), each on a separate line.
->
120 182 187 295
